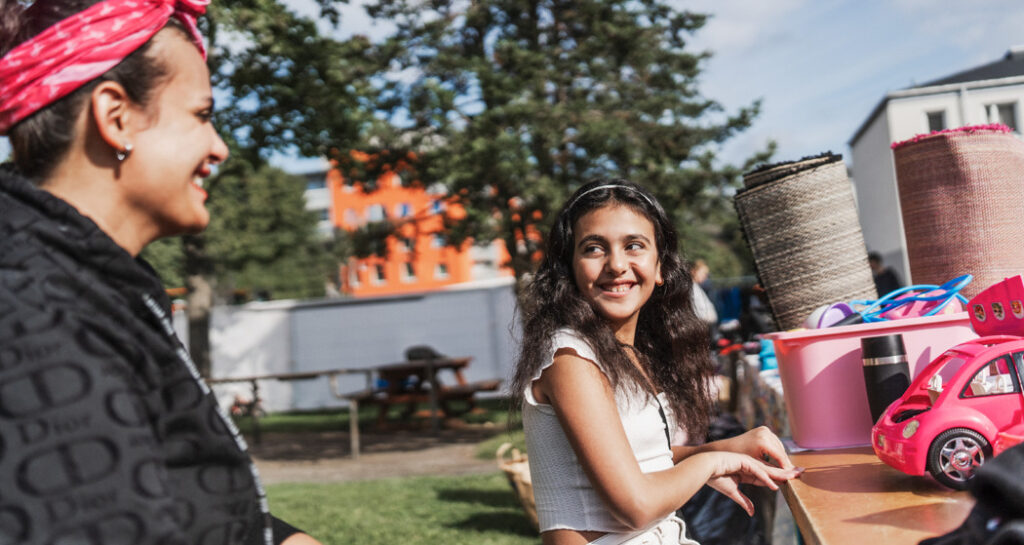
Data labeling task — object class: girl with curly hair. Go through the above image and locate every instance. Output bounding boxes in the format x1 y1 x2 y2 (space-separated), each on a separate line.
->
512 180 801 545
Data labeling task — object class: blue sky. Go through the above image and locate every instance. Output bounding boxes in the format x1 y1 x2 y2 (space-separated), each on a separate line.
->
4 1 1022 173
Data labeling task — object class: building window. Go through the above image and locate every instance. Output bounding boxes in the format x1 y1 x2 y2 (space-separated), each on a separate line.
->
926 110 946 133
349 267 360 287
367 204 386 222
395 203 412 218
431 200 446 214
434 263 449 279
987 102 1018 132
306 178 326 190
402 262 416 282
318 209 329 222
431 233 446 248
373 264 386 285
400 237 415 252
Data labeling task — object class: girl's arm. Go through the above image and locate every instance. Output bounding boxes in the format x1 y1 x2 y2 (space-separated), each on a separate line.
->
534 351 800 530
672 427 796 470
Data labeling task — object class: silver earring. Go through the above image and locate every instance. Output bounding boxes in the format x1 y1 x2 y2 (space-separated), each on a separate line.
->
116 143 133 162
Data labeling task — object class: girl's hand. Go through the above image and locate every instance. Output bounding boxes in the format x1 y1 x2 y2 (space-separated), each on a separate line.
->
716 426 795 470
703 452 802 516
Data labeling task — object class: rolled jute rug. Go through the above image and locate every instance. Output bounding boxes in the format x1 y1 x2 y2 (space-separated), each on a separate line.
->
893 124 1024 299
735 154 878 330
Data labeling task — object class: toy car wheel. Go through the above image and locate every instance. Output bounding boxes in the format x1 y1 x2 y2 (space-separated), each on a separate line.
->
926 428 991 490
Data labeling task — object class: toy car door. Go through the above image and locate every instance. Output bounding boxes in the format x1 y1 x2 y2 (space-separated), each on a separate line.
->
959 354 1023 432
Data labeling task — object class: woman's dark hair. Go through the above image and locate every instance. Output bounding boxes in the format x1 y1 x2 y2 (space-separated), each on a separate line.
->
511 179 715 439
0 0 186 181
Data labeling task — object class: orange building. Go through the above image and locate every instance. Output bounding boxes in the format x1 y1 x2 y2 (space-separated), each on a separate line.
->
327 165 513 296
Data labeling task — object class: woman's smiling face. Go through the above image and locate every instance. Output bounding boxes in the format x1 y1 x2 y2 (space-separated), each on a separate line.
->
121 29 228 239
572 203 662 343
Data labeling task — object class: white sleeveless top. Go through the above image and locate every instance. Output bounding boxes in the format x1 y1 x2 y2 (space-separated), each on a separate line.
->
523 328 676 533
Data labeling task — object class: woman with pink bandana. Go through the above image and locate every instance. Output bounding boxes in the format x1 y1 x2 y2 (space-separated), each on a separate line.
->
0 1 320 543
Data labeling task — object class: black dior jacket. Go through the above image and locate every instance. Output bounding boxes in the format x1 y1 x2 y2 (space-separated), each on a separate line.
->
0 166 298 545
920 441 1024 545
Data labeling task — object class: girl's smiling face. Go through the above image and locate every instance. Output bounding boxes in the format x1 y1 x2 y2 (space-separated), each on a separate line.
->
572 204 662 343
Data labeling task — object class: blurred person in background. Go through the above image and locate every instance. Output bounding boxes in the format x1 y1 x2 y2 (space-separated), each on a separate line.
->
690 259 718 329
868 251 903 297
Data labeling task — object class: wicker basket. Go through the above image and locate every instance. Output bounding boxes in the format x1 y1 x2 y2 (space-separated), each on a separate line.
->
735 155 878 330
893 125 1024 299
496 442 538 530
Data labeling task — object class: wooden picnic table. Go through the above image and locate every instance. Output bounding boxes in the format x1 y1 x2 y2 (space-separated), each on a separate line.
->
350 357 501 432
207 357 501 459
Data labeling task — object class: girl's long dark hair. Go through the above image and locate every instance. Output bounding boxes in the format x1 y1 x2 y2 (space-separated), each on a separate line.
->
511 179 715 440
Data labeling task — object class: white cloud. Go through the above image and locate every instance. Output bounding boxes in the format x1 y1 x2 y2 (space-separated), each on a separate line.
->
672 0 812 56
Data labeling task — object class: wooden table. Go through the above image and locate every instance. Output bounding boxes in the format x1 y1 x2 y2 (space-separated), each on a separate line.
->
209 358 500 457
375 357 471 390
782 446 974 545
369 357 499 432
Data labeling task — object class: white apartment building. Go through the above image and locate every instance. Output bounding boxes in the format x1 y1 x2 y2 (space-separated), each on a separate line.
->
849 46 1024 284
301 170 334 238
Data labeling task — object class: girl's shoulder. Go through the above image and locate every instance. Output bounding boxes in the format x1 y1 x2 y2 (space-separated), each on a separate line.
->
549 328 602 369
522 328 606 394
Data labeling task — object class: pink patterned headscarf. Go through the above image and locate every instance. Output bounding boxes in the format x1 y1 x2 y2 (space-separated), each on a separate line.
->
0 0 209 135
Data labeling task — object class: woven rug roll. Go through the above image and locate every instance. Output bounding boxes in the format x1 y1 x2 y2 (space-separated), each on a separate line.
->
893 124 1024 299
736 155 878 330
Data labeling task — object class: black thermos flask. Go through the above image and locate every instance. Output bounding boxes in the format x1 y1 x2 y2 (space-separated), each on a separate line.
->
861 334 911 424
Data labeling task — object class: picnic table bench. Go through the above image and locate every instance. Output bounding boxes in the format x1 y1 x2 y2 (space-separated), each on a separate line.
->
207 357 501 458
343 357 502 430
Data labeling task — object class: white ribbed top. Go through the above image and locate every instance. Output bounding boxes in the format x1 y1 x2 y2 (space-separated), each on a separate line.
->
523 328 676 533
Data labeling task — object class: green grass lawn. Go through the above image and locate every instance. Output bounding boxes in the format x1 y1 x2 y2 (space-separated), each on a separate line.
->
268 473 538 544
245 398 534 543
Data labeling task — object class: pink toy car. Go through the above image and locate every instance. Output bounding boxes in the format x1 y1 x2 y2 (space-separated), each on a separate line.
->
872 335 1024 489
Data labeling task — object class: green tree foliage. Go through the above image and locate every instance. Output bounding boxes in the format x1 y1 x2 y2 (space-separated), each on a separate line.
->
205 0 380 165
360 0 771 278
206 161 341 300
189 0 378 298
141 237 184 288
142 162 341 300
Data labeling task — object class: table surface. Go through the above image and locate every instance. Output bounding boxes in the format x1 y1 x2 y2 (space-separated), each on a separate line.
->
782 446 974 545
375 357 471 386
206 367 373 384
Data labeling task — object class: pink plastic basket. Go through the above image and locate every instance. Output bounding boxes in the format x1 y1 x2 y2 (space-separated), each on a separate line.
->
766 313 977 449
968 275 1024 337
